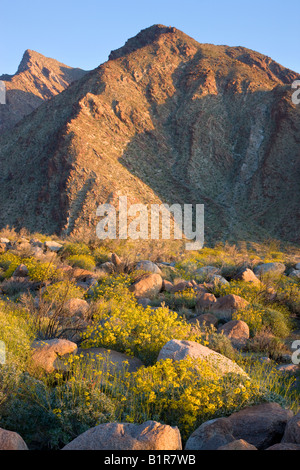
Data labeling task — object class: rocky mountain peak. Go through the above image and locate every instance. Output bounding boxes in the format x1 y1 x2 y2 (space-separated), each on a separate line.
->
108 24 189 60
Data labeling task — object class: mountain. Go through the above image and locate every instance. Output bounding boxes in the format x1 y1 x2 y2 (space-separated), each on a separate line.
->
0 49 87 134
0 25 299 244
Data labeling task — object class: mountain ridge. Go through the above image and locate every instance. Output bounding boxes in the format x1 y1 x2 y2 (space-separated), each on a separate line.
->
0 49 87 134
0 25 299 244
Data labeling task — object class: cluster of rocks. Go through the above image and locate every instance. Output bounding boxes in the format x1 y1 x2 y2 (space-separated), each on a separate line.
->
1 402 300 450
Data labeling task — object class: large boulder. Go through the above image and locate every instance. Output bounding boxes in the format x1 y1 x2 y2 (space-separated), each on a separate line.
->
188 313 218 329
281 412 300 444
289 270 300 279
266 443 300 450
62 421 182 450
226 403 293 449
234 268 261 285
217 320 250 349
185 418 235 450
195 293 217 314
129 273 163 298
136 260 162 275
12 264 29 278
254 262 286 277
31 338 78 373
99 262 115 274
44 240 63 253
171 281 195 293
157 340 247 377
217 439 257 450
210 294 249 321
0 428 28 450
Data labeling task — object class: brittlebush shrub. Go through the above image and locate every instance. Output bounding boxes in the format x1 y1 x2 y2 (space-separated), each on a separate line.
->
0 302 36 407
67 254 96 271
233 304 291 338
0 252 21 278
82 277 200 365
62 242 91 257
0 372 116 450
42 281 85 304
123 358 261 440
24 257 57 282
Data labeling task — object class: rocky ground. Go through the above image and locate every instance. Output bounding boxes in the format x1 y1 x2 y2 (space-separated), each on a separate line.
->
0 233 299 450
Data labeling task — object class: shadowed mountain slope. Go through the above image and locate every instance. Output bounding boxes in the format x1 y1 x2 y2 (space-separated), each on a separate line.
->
0 25 299 244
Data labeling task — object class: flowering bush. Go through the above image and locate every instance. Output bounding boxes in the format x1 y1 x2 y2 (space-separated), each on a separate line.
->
67 254 96 271
82 278 200 365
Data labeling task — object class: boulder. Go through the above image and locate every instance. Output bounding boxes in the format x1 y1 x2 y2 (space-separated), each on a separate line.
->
185 418 235 450
77 348 144 373
99 262 115 274
44 240 63 252
227 403 293 449
62 298 89 318
276 364 299 375
266 443 300 450
217 320 250 349
31 338 78 373
210 294 249 321
111 253 122 266
211 275 230 287
234 268 261 285
162 280 174 292
195 293 217 314
129 273 163 298
171 281 194 293
289 270 300 279
0 428 28 450
188 313 218 328
217 439 257 450
281 412 300 444
71 268 99 287
62 421 182 450
295 263 300 270
12 264 29 278
195 266 220 279
254 262 286 277
30 238 43 248
157 340 247 377
137 297 151 308
136 260 162 275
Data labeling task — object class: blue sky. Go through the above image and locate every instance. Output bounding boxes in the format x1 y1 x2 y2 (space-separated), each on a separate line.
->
1 0 299 75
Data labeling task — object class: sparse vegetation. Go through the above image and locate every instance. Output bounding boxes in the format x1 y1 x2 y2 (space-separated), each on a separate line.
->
0 233 299 449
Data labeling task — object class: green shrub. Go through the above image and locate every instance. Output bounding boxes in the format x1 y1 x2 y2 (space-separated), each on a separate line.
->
67 254 96 271
25 257 57 282
0 372 115 449
43 281 85 304
62 243 91 257
0 252 21 278
82 283 198 365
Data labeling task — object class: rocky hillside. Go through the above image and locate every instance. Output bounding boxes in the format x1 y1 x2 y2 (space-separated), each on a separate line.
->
0 49 86 134
0 25 299 243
